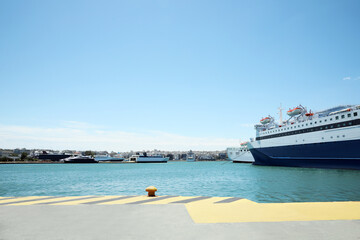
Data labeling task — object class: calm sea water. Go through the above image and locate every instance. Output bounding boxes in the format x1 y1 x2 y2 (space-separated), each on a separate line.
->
1 162 360 203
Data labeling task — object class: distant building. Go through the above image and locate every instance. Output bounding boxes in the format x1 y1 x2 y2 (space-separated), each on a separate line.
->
166 154 174 160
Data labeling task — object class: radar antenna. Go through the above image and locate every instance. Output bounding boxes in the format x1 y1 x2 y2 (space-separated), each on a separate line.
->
278 103 283 124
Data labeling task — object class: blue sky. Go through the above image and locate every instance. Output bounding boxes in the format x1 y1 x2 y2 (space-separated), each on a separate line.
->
0 0 359 151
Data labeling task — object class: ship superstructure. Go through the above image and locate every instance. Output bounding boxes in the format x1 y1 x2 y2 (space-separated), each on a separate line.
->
248 105 360 169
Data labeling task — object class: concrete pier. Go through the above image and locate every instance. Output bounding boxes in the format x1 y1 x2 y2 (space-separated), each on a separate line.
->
1 196 360 239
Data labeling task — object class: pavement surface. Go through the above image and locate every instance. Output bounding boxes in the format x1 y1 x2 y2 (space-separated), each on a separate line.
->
1 196 360 240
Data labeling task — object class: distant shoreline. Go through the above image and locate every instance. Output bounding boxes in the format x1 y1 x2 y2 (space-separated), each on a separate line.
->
0 159 228 164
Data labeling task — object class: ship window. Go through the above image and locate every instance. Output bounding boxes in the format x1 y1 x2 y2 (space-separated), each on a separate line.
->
330 125 334 128
354 112 358 117
330 118 333 121
341 115 345 119
306 124 308 126
343 135 345 137
310 122 312 125
325 126 328 129
331 136 333 139
319 121 322 123
335 116 339 120
343 123 346 126
324 119 327 122
315 121 317 124
348 113 351 117
337 124 340 127
349 122 352 125
337 136 339 138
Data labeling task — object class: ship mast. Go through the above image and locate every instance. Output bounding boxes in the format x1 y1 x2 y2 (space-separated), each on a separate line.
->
278 104 283 124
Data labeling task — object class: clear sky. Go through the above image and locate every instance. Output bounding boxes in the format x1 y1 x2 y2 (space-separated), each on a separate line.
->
0 0 359 151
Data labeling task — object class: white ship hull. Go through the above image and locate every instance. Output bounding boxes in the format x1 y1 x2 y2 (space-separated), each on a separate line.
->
227 147 254 163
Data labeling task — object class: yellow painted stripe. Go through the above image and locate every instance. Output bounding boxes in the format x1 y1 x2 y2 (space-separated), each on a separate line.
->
0 197 11 200
9 196 87 206
185 197 230 205
186 201 360 223
0 196 50 204
143 196 194 205
3 195 360 224
51 196 105 205
98 196 147 205
79 196 128 204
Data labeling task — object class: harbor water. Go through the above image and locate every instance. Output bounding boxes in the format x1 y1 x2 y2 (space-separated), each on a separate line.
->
1 162 360 203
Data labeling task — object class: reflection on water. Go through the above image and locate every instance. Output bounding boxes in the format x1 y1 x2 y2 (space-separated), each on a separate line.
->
1 162 360 203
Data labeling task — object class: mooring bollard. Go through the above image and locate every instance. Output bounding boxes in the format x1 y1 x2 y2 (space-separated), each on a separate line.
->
146 186 157 197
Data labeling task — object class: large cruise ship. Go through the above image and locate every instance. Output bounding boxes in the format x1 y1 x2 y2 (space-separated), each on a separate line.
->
248 105 360 170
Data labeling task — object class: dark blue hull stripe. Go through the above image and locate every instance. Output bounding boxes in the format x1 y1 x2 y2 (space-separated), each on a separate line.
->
250 139 360 170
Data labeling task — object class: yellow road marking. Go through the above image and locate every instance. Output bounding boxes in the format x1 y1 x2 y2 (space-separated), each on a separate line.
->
0 196 50 204
143 196 196 205
9 196 87 205
78 196 128 204
186 200 360 223
98 196 147 205
50 196 102 205
185 197 230 205
3 195 360 224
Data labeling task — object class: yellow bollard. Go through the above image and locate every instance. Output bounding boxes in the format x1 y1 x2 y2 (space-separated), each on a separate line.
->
146 186 157 197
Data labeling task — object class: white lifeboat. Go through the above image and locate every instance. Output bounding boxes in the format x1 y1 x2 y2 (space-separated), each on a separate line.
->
260 117 271 125
287 107 303 116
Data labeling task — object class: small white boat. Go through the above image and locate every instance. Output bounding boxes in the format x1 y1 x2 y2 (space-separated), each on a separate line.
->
61 155 98 163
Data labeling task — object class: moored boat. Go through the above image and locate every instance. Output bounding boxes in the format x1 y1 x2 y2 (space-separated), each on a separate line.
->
129 153 168 163
35 151 72 161
186 150 196 162
95 155 124 162
248 104 360 170
61 155 98 163
226 142 254 163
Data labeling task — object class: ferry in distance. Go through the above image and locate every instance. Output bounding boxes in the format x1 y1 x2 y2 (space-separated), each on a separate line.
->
94 154 124 162
226 142 254 163
186 150 196 162
61 155 98 163
248 104 360 170
129 152 169 163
